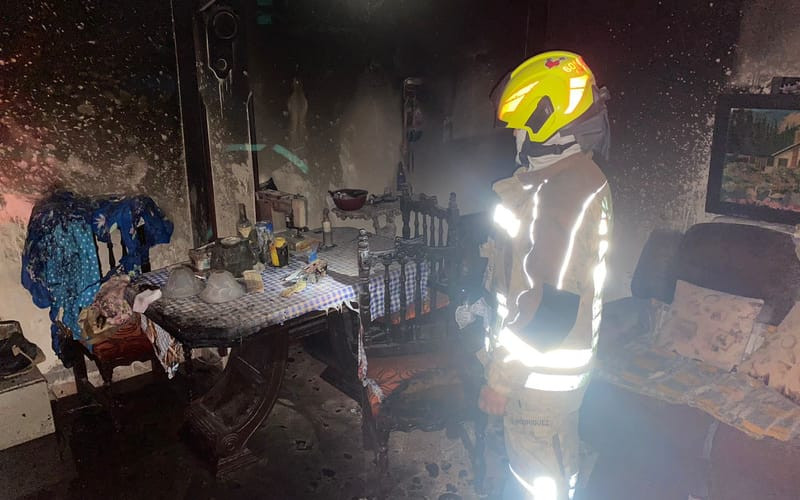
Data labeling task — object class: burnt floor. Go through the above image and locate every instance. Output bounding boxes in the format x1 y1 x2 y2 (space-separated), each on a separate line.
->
3 348 688 500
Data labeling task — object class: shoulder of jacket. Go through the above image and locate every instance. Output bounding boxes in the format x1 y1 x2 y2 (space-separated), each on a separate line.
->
492 168 527 195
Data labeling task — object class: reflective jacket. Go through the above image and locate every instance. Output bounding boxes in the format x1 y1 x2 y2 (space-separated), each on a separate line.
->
486 152 612 396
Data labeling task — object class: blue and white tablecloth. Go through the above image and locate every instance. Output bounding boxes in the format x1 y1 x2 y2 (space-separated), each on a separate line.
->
135 227 427 344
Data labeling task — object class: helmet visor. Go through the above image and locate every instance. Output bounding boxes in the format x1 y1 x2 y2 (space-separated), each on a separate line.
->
526 95 554 135
490 70 512 127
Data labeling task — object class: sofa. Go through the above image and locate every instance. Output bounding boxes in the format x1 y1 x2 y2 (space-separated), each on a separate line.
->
580 222 800 499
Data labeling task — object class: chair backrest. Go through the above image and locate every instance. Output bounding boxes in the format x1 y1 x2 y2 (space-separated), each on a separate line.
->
357 227 461 356
400 192 459 248
92 225 151 278
400 191 460 306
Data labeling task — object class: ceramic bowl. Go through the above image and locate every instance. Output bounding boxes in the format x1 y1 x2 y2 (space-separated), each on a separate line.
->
199 270 245 304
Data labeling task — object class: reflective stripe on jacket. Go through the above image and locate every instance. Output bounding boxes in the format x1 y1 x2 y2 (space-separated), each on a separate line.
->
487 152 612 395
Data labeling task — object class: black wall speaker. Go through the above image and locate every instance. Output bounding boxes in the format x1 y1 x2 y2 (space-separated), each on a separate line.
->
205 4 239 79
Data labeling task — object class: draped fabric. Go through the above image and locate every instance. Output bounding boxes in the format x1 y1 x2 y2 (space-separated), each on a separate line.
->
21 191 172 363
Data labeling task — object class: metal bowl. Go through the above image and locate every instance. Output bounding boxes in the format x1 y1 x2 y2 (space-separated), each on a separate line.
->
329 189 368 211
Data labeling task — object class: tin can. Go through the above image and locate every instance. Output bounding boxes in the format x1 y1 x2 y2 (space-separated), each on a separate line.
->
189 246 212 271
255 221 274 263
271 237 289 267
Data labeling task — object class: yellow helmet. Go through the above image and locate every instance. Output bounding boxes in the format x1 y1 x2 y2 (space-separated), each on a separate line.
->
496 51 597 142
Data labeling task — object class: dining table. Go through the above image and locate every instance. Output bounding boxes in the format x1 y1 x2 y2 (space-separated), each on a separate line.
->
131 226 427 475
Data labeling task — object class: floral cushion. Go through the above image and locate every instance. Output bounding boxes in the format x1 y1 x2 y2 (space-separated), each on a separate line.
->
655 280 763 371
741 302 800 403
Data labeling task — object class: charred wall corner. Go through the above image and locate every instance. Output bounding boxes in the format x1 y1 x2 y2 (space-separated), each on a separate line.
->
0 0 191 374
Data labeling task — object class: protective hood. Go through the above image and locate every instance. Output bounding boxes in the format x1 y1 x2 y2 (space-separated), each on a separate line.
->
515 85 611 169
563 99 610 160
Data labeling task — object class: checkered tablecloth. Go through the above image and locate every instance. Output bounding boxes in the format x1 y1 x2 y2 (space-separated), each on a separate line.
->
135 227 428 344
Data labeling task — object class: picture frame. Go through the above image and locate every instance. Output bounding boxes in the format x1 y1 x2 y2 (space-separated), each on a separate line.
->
706 93 800 225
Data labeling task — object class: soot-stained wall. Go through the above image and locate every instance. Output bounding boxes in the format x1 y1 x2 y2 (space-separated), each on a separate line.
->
246 0 533 230
542 0 746 298
247 0 795 301
414 0 791 300
732 0 800 89
0 1 191 378
347 0 750 299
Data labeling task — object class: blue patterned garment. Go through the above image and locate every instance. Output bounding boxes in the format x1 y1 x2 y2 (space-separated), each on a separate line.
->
92 196 174 277
21 192 173 363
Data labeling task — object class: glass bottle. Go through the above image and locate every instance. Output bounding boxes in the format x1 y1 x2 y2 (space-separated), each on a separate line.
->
322 208 333 247
237 203 254 240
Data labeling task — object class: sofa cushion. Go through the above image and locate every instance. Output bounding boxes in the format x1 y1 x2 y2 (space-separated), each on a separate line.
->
655 280 762 371
581 378 800 500
630 223 800 326
741 301 800 403
598 337 800 442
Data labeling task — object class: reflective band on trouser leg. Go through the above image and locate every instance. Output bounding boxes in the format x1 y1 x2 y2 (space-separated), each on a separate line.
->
504 392 581 500
524 370 590 392
509 466 558 500
569 472 578 499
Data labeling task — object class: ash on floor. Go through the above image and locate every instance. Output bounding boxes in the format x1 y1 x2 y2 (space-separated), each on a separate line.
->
5 347 506 500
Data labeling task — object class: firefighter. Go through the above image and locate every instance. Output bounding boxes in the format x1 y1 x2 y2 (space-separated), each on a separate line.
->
480 51 612 500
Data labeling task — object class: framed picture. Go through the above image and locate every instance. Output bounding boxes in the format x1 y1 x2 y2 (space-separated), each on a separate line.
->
706 93 800 225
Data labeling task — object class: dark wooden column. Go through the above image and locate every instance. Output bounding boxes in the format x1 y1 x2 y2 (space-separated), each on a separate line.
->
171 0 217 246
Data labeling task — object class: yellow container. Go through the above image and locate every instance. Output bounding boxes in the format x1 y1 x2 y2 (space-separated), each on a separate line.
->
271 237 288 267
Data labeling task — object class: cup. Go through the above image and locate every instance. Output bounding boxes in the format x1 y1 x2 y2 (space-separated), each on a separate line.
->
188 246 211 271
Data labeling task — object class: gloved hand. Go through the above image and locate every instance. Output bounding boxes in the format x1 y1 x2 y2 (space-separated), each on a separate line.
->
455 297 489 330
479 384 508 416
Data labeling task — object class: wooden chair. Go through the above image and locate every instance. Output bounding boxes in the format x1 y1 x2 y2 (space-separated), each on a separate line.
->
61 225 164 402
353 226 487 485
312 189 487 486
400 191 457 245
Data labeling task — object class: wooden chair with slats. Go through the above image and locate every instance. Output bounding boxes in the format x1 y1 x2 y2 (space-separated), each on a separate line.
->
321 191 488 489
60 225 164 401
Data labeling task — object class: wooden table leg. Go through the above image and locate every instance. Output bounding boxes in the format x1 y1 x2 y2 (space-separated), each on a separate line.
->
183 328 289 476
182 344 193 375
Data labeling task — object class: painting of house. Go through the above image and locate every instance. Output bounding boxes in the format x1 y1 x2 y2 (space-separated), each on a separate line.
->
770 131 800 169
711 104 800 217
